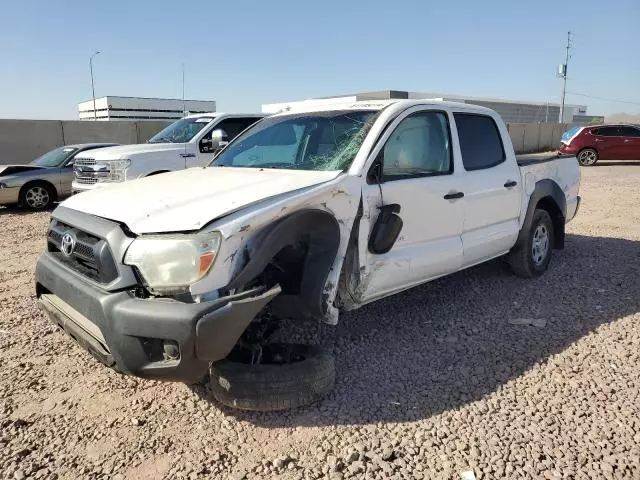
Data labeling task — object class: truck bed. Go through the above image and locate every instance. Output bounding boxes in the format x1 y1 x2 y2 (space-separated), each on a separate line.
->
516 152 571 166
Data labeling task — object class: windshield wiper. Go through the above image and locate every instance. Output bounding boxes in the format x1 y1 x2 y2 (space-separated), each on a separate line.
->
149 136 173 144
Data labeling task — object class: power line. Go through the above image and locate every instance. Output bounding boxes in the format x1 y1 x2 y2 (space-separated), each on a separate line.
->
566 91 640 107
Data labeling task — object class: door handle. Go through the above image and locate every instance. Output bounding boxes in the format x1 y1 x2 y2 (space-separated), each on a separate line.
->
443 191 464 200
504 180 518 188
179 153 196 158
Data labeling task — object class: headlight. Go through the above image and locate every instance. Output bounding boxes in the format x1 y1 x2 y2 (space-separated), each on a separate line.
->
108 159 131 182
124 231 221 295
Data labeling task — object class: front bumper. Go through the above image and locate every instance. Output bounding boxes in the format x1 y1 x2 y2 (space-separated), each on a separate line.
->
0 186 19 205
71 181 107 194
36 251 281 383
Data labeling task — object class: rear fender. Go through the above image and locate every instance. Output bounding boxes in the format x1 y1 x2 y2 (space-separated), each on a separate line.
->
515 179 566 250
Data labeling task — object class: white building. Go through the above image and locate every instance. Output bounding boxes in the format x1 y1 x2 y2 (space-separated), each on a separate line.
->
262 90 601 124
78 96 216 121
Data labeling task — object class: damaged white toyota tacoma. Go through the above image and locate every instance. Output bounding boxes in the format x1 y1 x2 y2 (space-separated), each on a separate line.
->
36 100 580 410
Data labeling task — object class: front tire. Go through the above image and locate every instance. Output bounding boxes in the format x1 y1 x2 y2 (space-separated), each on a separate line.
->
508 209 554 278
20 182 55 211
577 148 599 166
210 343 335 411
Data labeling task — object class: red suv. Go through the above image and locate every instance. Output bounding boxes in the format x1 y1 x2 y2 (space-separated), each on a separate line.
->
559 124 640 166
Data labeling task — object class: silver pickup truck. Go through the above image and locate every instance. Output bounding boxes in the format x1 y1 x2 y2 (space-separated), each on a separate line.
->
36 100 580 410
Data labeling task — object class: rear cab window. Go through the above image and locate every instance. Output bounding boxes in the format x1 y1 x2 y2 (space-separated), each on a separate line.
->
453 113 505 170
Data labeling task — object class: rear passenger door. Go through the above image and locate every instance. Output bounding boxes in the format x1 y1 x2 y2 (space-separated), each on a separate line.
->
453 112 523 268
591 127 623 160
618 126 640 160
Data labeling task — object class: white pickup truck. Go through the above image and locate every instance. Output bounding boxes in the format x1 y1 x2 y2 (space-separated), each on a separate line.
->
36 99 580 411
72 112 264 192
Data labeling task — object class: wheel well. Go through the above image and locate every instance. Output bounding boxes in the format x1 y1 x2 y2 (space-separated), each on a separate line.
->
19 180 58 202
536 196 564 249
228 209 341 322
146 170 171 176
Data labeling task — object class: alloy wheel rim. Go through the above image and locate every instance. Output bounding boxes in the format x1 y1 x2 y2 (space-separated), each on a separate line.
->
579 150 597 165
531 224 549 266
25 186 49 208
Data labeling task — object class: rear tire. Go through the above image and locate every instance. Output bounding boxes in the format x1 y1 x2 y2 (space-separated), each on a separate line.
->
508 209 554 278
210 343 335 411
577 148 598 166
20 182 55 211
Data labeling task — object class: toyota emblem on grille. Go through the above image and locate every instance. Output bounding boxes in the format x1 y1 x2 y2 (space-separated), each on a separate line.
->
61 233 76 257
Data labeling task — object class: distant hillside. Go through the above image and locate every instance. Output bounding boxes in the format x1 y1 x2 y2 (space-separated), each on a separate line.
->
605 113 640 124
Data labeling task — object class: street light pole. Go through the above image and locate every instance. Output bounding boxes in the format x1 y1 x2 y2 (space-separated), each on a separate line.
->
90 51 100 121
559 32 571 123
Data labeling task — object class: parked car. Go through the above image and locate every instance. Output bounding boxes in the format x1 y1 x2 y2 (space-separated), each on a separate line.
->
559 124 640 166
36 100 580 410
72 113 265 193
0 143 118 210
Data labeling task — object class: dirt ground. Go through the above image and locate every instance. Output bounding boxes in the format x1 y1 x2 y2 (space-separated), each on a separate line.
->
1 161 639 480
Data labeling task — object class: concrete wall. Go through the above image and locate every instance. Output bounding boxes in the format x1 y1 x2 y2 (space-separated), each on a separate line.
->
2 118 571 165
507 122 571 154
1 119 170 165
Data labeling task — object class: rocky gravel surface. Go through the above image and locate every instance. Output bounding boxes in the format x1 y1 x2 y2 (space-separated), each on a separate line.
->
1 162 640 480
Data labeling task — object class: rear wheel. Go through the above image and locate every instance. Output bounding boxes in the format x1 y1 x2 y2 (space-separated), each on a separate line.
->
577 148 598 166
210 343 335 411
508 209 554 278
20 182 55 210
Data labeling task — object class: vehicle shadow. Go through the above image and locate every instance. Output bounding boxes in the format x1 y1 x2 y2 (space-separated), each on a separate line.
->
192 233 640 426
596 160 640 167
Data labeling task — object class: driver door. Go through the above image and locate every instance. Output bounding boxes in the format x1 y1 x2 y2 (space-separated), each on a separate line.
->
357 107 465 303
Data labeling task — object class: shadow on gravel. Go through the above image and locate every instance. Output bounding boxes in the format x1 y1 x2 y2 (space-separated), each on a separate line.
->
596 160 640 167
193 234 640 426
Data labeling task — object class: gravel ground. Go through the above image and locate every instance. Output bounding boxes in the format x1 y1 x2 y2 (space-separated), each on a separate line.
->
1 162 639 480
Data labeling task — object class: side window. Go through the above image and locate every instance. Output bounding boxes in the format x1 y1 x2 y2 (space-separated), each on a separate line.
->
454 113 505 171
200 117 262 153
619 126 640 138
213 117 262 141
382 111 452 180
593 126 619 137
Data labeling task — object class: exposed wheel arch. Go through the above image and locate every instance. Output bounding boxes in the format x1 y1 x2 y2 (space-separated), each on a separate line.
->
514 179 566 251
145 170 171 176
227 209 341 322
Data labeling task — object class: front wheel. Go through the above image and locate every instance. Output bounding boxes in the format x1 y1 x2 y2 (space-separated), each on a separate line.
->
210 343 335 411
508 209 554 278
577 148 599 166
20 182 55 211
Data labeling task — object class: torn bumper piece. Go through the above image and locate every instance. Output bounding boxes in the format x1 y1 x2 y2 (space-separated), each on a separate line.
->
35 251 280 383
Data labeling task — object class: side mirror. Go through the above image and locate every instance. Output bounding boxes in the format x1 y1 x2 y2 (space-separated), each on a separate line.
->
210 129 228 150
368 204 403 254
200 129 228 153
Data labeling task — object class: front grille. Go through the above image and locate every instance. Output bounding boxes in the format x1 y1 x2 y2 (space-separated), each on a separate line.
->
74 157 110 183
75 177 98 185
47 221 118 284
73 157 97 166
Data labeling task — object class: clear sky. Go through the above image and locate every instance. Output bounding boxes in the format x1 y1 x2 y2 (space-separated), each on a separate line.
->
1 0 638 119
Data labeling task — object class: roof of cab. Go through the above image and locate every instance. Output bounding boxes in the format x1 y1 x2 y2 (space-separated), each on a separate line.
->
270 99 497 117
183 112 266 119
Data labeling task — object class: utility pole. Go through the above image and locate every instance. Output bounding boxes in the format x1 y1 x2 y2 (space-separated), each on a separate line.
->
559 32 572 123
90 51 101 121
182 63 186 115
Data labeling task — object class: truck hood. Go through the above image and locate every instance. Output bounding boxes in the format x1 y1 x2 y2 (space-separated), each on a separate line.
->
61 167 342 234
75 143 188 160
0 164 47 175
